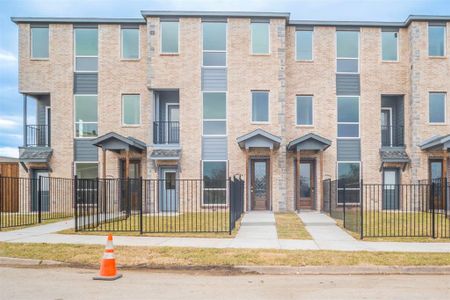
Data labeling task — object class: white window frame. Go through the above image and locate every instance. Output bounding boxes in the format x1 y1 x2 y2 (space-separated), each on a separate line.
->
428 92 447 125
121 27 140 60
250 22 270 55
30 25 49 60
295 29 314 61
295 95 314 127
201 160 228 206
251 90 270 124
121 94 141 126
381 107 393 146
337 96 360 139
202 91 228 137
201 22 227 67
336 161 361 205
336 31 360 74
380 29 399 62
74 161 99 178
160 21 180 55
73 28 98 73
428 24 446 57
74 94 98 139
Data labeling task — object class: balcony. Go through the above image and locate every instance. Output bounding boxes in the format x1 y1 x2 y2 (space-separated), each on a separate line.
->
381 125 404 147
153 121 179 145
26 125 50 147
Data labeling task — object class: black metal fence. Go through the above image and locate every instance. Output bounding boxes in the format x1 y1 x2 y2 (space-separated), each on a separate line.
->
26 124 50 147
153 121 180 144
322 179 450 239
0 176 73 230
75 176 245 234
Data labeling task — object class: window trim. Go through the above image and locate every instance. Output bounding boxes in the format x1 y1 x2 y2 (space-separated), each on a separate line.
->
202 91 228 137
336 161 361 205
428 92 447 125
121 27 140 60
73 28 98 73
337 95 360 139
160 21 180 55
336 30 360 74
295 29 314 62
295 95 314 127
201 160 228 207
30 25 49 60
201 22 227 67
74 94 99 139
381 29 399 62
251 90 270 124
121 94 141 127
250 22 271 55
428 24 446 57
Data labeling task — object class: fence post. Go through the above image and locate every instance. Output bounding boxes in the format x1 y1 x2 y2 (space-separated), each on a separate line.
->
139 177 143 235
38 175 42 223
328 179 332 216
74 175 78 232
431 182 436 239
343 184 346 229
96 177 99 227
360 179 364 240
229 176 233 235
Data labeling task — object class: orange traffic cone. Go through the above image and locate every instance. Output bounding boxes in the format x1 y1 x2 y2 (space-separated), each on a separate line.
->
93 233 122 280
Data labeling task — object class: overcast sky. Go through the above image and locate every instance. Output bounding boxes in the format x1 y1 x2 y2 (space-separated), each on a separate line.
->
1 0 450 157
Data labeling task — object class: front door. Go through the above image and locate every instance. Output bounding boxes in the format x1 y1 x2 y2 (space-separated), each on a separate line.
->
383 168 399 210
429 159 445 209
381 108 392 147
166 104 179 143
251 159 270 210
119 160 140 211
297 161 315 210
160 169 178 212
31 170 50 212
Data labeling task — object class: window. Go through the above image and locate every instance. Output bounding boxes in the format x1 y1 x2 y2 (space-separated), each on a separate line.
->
251 22 269 54
122 94 140 125
296 30 313 60
251 91 269 123
296 96 313 125
382 30 398 61
31 26 49 58
337 162 360 204
336 30 359 73
121 27 139 59
74 28 98 72
202 22 226 66
337 96 359 137
203 161 227 204
203 92 226 135
75 162 98 178
75 95 98 137
161 21 179 54
429 92 446 123
428 25 445 57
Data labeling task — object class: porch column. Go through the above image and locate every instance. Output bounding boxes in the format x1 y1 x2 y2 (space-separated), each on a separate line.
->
245 149 249 211
102 148 106 179
296 149 300 210
319 150 324 211
23 94 27 146
125 149 130 179
443 151 448 181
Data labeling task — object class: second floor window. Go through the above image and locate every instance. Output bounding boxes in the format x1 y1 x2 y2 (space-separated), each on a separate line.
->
251 91 269 123
121 27 139 59
75 28 98 72
336 30 359 73
202 22 226 66
31 26 49 59
296 30 313 61
161 21 179 54
296 96 313 125
251 22 269 54
203 92 226 135
429 92 446 124
428 24 445 57
337 96 359 138
75 95 98 138
382 30 398 61
122 94 140 125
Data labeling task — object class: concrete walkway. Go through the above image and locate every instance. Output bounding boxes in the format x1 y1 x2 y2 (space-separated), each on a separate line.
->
1 213 450 252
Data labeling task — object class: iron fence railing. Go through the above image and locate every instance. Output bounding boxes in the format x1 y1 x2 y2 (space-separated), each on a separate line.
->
26 124 50 147
153 121 180 144
381 125 404 147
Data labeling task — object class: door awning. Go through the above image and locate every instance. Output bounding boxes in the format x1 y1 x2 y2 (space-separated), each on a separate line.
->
236 129 281 150
92 132 146 153
287 133 331 152
419 134 450 151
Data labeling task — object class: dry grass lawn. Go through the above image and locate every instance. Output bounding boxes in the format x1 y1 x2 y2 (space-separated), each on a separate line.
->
274 212 312 240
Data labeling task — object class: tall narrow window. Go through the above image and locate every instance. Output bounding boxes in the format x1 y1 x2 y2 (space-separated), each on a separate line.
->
296 30 313 61
429 92 446 123
203 92 226 135
428 24 445 57
296 96 313 125
337 162 360 204
75 95 98 137
251 22 269 54
203 161 227 204
121 27 139 59
337 96 359 137
161 21 179 54
336 30 359 73
382 30 398 61
74 28 98 72
251 91 269 123
31 26 49 59
202 22 226 66
122 94 140 125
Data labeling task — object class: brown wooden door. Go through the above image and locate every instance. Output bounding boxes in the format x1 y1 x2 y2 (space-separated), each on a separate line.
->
429 159 445 210
120 160 141 211
297 161 315 210
251 159 270 210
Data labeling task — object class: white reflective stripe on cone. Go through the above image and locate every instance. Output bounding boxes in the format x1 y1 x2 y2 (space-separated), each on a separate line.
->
103 252 115 259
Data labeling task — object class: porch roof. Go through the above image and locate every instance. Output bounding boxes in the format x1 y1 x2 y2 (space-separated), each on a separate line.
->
92 132 146 153
19 147 53 163
419 134 450 151
236 129 281 150
287 133 331 152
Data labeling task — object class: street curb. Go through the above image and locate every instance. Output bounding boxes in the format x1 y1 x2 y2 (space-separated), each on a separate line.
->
0 257 65 267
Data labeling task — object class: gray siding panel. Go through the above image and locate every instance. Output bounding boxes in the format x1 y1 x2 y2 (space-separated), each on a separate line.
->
74 139 98 161
74 73 98 94
201 68 227 91
336 74 360 95
337 139 360 161
202 137 228 160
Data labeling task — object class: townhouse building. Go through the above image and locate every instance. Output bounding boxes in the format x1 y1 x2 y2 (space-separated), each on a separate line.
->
11 11 450 212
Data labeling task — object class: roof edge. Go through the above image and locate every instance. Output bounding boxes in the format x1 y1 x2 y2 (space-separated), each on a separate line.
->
141 10 290 19
11 17 146 24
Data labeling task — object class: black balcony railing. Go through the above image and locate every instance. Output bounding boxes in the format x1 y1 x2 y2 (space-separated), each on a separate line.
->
26 125 50 147
381 125 404 147
153 121 180 144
